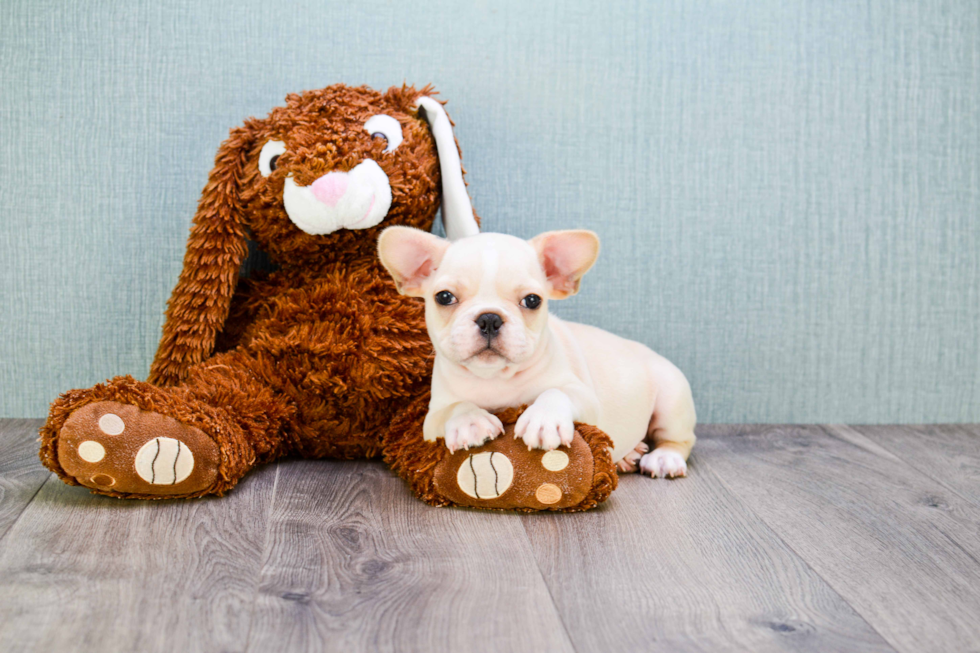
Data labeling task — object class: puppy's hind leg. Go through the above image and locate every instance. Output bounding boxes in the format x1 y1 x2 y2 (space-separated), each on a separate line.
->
639 366 697 479
616 441 649 473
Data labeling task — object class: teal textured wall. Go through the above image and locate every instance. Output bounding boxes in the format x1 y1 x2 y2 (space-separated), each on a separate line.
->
1 0 978 421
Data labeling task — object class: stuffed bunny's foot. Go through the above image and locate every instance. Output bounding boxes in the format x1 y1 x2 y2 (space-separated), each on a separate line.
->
57 401 220 496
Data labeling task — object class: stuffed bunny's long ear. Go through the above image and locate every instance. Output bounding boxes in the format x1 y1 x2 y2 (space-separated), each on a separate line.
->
147 123 257 386
416 97 480 241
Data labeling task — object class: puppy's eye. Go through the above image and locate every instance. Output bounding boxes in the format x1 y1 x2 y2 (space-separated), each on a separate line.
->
259 140 286 178
520 294 542 310
364 115 403 153
435 291 457 306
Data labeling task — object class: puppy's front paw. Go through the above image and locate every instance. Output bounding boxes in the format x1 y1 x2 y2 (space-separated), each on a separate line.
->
444 408 504 453
515 390 575 451
639 448 688 478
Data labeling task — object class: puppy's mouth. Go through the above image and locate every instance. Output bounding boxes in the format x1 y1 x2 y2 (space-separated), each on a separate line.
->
464 343 509 364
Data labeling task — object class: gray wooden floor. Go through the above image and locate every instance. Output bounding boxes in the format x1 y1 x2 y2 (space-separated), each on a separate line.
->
1 421 979 652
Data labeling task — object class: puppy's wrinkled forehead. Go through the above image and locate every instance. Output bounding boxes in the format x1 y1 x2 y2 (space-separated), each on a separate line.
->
436 234 544 294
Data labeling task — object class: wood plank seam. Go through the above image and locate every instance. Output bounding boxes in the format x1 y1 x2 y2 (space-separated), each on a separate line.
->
694 451 901 652
517 519 581 653
831 425 980 513
0 473 54 545
241 461 282 653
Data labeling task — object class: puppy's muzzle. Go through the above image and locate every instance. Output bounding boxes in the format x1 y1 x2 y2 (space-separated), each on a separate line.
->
476 312 503 340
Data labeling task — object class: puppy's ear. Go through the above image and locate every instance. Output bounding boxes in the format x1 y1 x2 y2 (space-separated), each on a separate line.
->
378 226 450 297
148 120 261 386
529 230 600 299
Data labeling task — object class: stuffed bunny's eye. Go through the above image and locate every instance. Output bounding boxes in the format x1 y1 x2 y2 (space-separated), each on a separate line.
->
259 140 286 178
364 115 403 153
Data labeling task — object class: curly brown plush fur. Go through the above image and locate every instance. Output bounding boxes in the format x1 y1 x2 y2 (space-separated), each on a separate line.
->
38 83 617 511
148 85 441 388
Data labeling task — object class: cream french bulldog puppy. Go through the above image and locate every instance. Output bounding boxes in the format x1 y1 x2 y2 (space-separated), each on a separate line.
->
377 227 697 478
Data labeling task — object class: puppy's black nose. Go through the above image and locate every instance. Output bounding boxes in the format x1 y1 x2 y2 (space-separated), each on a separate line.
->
476 312 503 339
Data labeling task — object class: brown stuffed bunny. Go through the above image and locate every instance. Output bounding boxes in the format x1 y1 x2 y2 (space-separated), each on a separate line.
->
39 83 617 510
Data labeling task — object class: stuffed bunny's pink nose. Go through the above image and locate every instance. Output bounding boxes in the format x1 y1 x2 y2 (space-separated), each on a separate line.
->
311 173 348 207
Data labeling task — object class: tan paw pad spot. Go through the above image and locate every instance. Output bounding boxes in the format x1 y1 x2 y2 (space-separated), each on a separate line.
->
98 413 125 435
541 450 569 472
90 474 115 487
457 452 513 500
535 483 563 505
77 440 106 463
135 437 194 485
